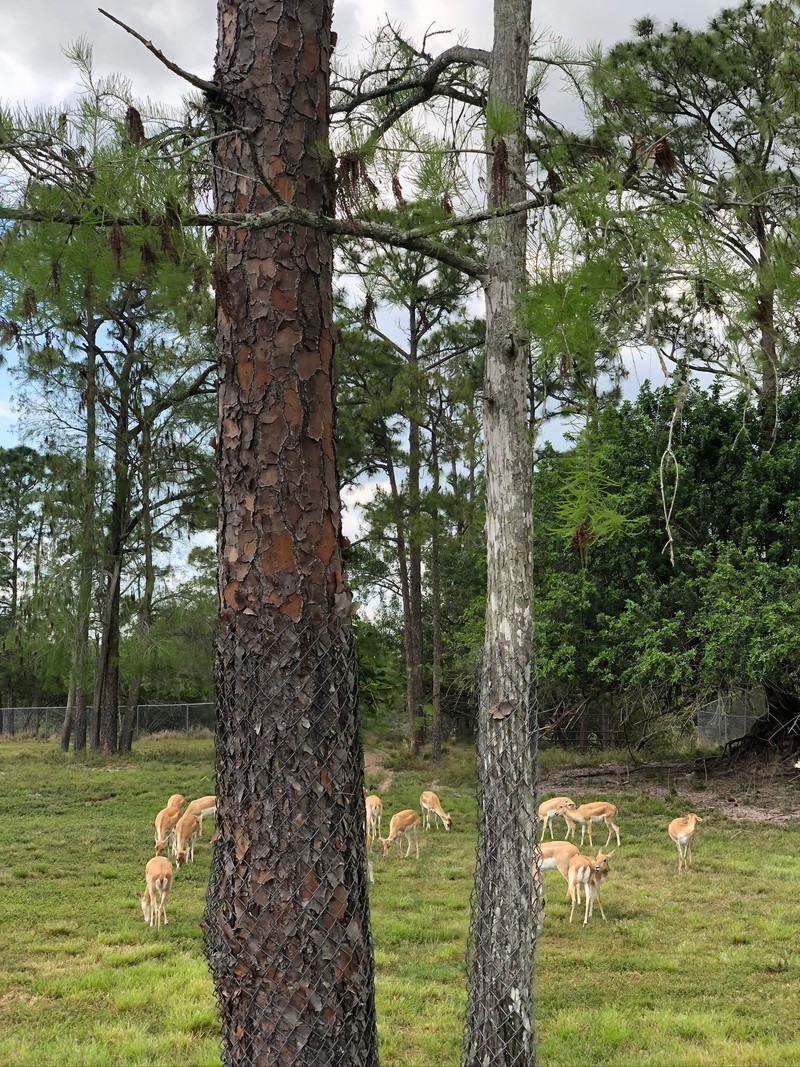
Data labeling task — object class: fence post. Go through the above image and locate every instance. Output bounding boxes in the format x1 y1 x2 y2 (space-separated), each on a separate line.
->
186 704 190 736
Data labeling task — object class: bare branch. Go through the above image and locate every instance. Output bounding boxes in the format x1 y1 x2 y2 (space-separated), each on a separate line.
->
98 8 217 95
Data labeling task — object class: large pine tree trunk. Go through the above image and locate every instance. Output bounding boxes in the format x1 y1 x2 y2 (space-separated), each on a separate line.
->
463 0 536 1062
206 2 377 1063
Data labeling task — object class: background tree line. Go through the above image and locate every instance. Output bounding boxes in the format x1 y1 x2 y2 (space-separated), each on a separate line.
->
3 2 800 759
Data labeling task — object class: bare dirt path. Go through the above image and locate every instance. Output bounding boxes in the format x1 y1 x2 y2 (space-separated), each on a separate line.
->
542 755 800 824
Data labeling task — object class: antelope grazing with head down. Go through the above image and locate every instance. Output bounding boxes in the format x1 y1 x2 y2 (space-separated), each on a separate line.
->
137 856 173 928
419 790 452 831
381 810 420 858
174 812 202 868
556 799 621 849
668 813 703 872
537 796 575 841
154 805 183 856
568 850 613 926
166 794 186 812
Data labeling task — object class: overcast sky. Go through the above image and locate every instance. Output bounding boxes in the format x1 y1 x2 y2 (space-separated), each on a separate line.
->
0 0 729 112
0 0 730 467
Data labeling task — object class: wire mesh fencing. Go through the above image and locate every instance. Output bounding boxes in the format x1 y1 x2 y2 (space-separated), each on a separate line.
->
204 613 377 1067
463 647 540 1067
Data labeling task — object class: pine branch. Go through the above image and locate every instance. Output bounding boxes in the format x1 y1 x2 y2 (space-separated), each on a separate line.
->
1 198 552 279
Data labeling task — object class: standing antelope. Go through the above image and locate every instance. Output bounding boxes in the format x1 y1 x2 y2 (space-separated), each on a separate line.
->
166 794 186 811
381 810 420 858
536 840 581 888
184 795 216 836
568 850 613 926
174 812 201 868
365 794 383 847
137 856 173 928
537 796 575 841
668 813 703 872
532 839 582 928
154 805 183 856
556 800 621 849
420 790 453 832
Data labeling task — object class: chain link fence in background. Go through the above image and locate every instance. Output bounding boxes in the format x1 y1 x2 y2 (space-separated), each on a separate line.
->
696 687 766 746
0 702 215 738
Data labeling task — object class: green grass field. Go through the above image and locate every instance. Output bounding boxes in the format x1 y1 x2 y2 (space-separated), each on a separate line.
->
0 735 798 1066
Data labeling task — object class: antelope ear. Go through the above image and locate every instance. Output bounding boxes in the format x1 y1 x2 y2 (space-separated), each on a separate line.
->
605 849 616 858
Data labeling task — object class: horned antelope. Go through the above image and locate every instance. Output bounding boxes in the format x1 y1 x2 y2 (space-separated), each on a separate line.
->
537 796 575 841
365 794 383 847
668 813 703 872
420 790 452 832
556 800 621 849
174 812 201 868
136 856 173 928
184 795 216 836
166 794 186 811
381 810 420 858
568 850 613 926
154 805 183 856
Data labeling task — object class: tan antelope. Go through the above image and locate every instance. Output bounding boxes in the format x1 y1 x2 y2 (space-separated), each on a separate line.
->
174 812 202 868
166 794 186 811
419 790 452 832
668 813 703 872
184 795 216 836
365 794 383 848
537 796 575 841
154 805 183 856
136 856 173 928
381 809 420 858
556 800 621 849
568 850 613 926
532 839 581 928
536 840 581 889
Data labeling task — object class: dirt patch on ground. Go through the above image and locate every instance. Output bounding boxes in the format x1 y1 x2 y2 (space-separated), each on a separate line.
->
542 755 800 824
363 751 394 794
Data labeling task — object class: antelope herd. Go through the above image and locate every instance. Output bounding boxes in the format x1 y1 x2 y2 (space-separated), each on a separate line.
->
136 780 703 935
534 792 706 928
137 792 216 928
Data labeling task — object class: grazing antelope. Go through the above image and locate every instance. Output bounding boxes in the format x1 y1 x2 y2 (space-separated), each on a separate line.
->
154 805 183 857
381 810 420 858
668 813 703 872
184 795 216 836
537 796 575 841
568 850 613 926
556 800 621 849
365 794 383 847
166 794 186 811
174 812 201 868
420 790 453 832
137 856 173 929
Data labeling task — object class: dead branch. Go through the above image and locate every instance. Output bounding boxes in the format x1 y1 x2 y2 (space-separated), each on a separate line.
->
98 8 217 95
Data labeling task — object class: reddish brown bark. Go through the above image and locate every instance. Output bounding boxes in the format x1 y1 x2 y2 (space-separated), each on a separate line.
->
207 2 376 1064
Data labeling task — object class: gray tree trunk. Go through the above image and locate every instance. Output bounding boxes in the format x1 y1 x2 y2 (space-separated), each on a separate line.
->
463 0 537 1062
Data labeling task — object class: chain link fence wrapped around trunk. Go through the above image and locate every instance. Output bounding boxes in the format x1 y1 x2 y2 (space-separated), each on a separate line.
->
464 650 540 1066
204 614 377 1067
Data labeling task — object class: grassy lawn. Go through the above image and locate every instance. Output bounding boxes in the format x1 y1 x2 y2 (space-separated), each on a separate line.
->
0 735 798 1065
